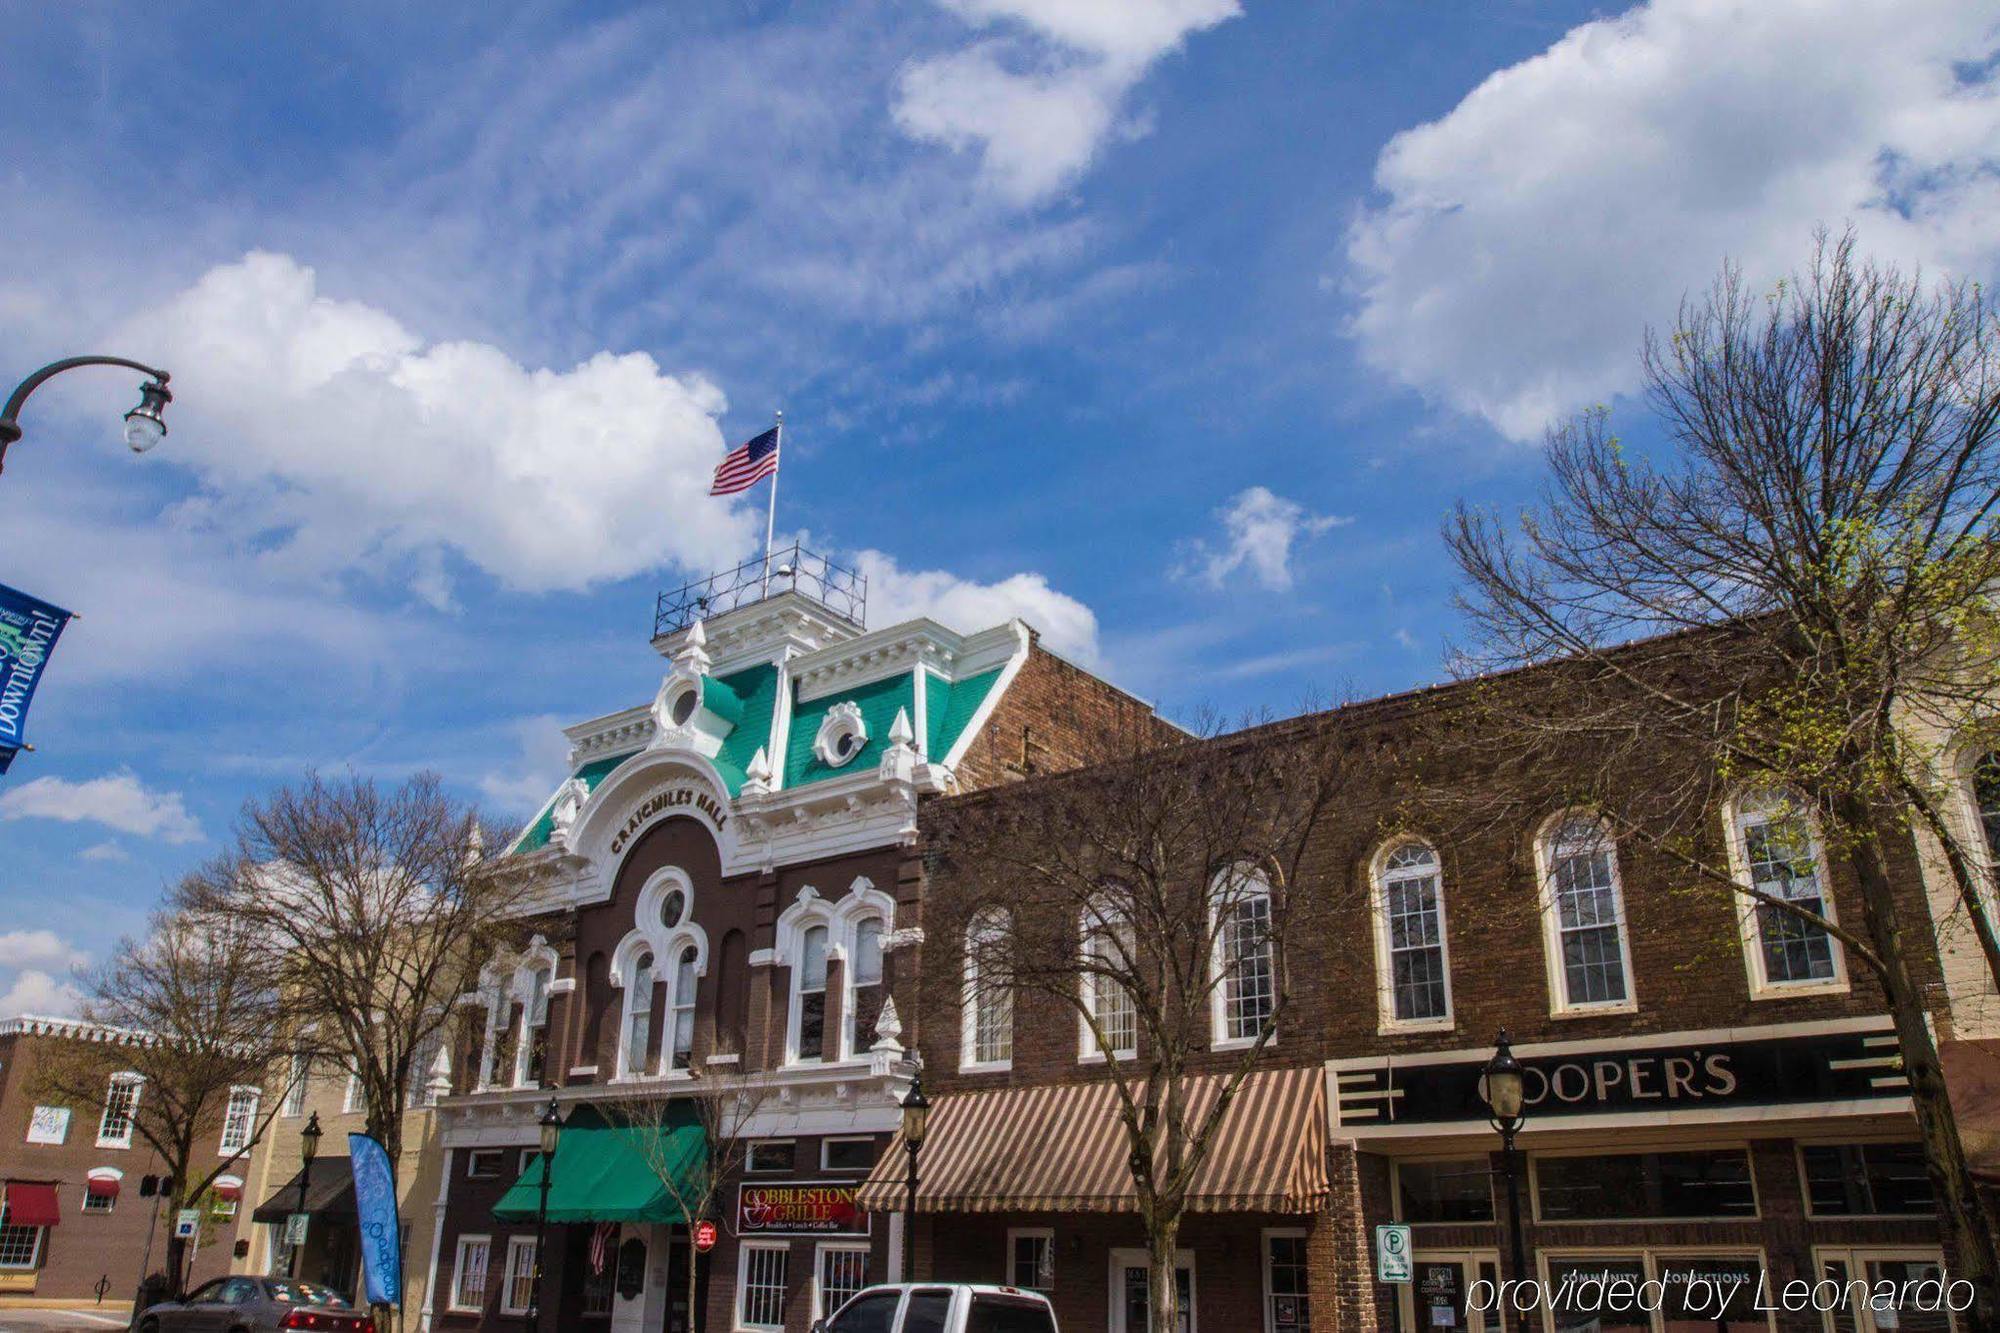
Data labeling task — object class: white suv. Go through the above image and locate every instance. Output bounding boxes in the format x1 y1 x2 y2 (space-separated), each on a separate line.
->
815 1284 1060 1333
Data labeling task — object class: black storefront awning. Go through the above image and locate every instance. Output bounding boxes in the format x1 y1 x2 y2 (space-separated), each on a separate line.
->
253 1155 356 1223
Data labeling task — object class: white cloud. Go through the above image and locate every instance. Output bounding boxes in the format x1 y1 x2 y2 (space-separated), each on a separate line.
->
0 930 88 971
0 769 203 844
0 969 84 1018
479 715 577 815
896 0 1240 203
1177 486 1346 592
117 252 759 598
79 842 129 863
853 550 1101 667
1345 0 2000 441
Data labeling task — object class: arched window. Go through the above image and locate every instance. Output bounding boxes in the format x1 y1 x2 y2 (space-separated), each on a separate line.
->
1211 867 1275 1047
1731 798 1842 994
847 918 885 1054
1537 814 1633 1013
518 966 553 1088
961 909 1013 1071
1373 842 1452 1027
795 926 830 1061
622 952 656 1078
669 946 698 1071
1079 903 1137 1060
1973 752 2000 864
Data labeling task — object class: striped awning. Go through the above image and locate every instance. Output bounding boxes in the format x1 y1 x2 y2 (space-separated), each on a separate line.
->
856 1066 1326 1215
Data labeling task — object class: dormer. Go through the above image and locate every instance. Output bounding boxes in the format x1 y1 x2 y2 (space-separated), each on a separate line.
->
648 622 740 759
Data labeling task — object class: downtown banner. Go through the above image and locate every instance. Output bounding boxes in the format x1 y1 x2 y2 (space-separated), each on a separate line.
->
349 1132 404 1307
0 582 73 774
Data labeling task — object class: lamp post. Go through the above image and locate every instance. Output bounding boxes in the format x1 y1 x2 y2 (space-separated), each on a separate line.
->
899 1071 930 1282
291 1112 322 1279
0 357 173 476
529 1096 564 1331
1478 1031 1528 1293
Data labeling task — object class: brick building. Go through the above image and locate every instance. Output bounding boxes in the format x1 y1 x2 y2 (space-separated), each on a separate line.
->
877 677 1973 1333
0 1016 236 1307
419 555 1165 1333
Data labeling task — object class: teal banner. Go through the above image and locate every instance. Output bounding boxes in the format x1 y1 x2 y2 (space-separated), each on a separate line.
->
348 1132 403 1307
0 582 73 775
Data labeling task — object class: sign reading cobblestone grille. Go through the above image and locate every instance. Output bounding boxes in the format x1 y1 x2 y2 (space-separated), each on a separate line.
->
736 1181 868 1237
1330 1019 1904 1129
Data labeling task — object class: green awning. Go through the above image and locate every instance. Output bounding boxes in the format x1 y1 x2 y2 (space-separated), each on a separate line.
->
492 1104 707 1225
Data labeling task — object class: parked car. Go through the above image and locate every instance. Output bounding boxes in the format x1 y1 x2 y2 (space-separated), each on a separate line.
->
136 1275 374 1333
815 1284 1059 1333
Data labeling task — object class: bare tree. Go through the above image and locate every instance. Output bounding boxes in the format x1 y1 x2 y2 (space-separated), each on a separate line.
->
1446 231 2000 1312
173 772 521 1327
603 1057 771 1333
922 708 1356 1333
33 908 307 1297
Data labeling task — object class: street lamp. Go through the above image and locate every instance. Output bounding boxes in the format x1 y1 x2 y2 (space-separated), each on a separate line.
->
529 1096 564 1331
1478 1031 1528 1292
0 357 173 476
291 1111 322 1279
900 1071 930 1281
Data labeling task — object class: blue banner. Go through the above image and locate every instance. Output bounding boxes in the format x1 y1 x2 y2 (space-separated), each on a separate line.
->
348 1132 403 1307
0 582 73 775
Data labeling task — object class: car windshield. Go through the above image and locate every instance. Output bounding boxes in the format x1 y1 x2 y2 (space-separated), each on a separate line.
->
267 1280 349 1308
967 1295 1057 1333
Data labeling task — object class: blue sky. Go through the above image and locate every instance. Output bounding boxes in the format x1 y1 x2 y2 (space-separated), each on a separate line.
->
0 0 1995 1013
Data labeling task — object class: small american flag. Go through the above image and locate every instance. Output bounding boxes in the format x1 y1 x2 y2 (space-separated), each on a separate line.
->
710 425 780 496
590 1222 616 1275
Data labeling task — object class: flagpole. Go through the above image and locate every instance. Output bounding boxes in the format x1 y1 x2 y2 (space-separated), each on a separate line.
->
761 410 782 597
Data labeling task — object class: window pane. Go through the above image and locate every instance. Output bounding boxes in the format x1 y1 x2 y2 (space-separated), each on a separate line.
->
824 1139 876 1172
1397 1159 1495 1223
1267 1235 1310 1333
1535 1151 1755 1221
854 921 884 987
1976 752 2000 862
819 1247 868 1317
1744 815 1835 982
1545 1258 1649 1333
1801 1142 1935 1216
742 1247 789 1329
1657 1257 1762 1331
1223 891 1275 1040
904 1291 953 1333
1010 1234 1053 1291
802 928 828 990
1549 823 1629 1007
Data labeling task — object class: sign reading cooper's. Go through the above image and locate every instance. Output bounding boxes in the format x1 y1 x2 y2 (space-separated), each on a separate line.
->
737 1182 868 1237
1334 1022 1903 1126
609 781 728 855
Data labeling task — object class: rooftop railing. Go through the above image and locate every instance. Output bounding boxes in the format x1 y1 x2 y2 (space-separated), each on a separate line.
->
654 543 867 639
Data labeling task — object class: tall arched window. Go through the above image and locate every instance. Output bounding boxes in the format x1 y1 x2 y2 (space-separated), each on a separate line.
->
669 946 698 1071
847 918 885 1054
518 966 552 1088
795 926 829 1061
1374 841 1452 1027
1079 903 1137 1060
961 909 1013 1071
1973 752 2000 864
1537 814 1633 1013
1731 798 1842 994
622 951 656 1077
1211 867 1276 1047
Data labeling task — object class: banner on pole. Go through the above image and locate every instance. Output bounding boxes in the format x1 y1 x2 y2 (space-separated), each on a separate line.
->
348 1133 403 1306
0 581 72 774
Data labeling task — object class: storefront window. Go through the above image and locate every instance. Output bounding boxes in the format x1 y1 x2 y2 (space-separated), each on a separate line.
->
0 1200 44 1269
739 1243 789 1330
1397 1159 1495 1223
1657 1257 1761 1332
1266 1232 1310 1333
1545 1257 1650 1333
818 1244 869 1318
581 1242 616 1318
1534 1149 1755 1221
1800 1142 1934 1217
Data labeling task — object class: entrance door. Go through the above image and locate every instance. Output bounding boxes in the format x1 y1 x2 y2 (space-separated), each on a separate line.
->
1404 1253 1501 1333
663 1225 691 1333
1108 1249 1195 1333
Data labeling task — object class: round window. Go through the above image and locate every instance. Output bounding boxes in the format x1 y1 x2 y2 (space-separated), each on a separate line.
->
834 731 858 759
669 686 699 727
660 889 687 929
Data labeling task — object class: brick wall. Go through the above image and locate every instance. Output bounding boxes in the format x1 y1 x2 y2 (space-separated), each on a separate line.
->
953 642 1175 794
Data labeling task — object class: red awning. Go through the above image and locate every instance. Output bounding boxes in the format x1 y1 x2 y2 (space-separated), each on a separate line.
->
4 1182 62 1228
85 1175 120 1200
213 1176 243 1202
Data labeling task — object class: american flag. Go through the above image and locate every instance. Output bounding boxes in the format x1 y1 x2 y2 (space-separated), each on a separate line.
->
710 425 780 496
590 1222 616 1275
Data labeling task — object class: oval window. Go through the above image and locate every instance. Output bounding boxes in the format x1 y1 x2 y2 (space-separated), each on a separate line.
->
661 889 687 929
669 686 699 727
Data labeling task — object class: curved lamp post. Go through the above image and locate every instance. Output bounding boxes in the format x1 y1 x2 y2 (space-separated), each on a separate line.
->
1477 1031 1528 1292
291 1111 323 1279
0 356 173 476
900 1072 930 1281
529 1096 564 1331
